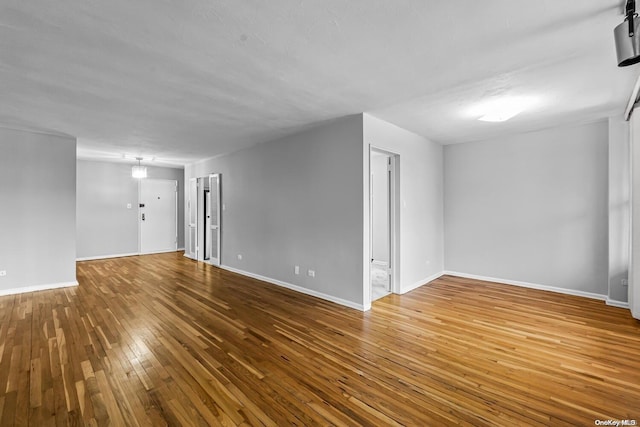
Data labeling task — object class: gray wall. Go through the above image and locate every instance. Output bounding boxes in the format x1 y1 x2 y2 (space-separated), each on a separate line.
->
77 160 184 259
608 116 630 304
0 127 77 291
187 115 364 307
444 120 609 296
363 114 444 297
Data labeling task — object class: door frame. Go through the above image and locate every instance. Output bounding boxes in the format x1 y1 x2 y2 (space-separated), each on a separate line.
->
368 146 400 303
186 174 222 265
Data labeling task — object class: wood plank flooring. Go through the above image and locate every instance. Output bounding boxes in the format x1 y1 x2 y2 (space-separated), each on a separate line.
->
0 252 638 426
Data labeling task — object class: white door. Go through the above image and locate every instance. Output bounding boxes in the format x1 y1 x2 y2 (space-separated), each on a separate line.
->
204 189 212 260
187 178 197 259
208 174 221 266
140 179 178 254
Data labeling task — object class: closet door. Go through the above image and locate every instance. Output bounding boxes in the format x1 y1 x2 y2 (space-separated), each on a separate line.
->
208 174 221 266
186 178 197 259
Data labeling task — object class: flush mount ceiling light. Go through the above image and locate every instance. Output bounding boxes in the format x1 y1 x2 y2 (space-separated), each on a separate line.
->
615 0 640 67
132 157 147 179
470 96 537 123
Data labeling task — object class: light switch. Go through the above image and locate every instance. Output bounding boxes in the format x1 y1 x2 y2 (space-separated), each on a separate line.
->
127 203 132 209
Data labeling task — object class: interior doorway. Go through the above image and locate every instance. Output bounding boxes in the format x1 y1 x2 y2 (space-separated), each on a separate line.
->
185 174 221 266
139 179 178 254
370 148 398 302
197 176 209 262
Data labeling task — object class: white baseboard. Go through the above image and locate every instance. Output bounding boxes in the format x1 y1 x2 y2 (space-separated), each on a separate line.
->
443 271 607 301
76 252 139 261
0 281 78 297
606 298 630 309
219 265 365 311
400 271 445 294
139 249 180 256
78 249 183 261
177 247 185 251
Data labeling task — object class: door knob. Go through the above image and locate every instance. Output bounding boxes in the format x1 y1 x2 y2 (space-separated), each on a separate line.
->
142 213 145 221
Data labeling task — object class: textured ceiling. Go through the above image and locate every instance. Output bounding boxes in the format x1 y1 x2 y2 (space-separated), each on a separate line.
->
0 0 636 166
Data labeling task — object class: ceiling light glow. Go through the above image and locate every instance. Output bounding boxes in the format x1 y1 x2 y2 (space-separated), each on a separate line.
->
470 96 538 123
132 157 147 179
478 110 522 122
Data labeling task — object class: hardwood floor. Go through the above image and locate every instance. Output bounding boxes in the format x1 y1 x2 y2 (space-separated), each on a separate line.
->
0 252 638 426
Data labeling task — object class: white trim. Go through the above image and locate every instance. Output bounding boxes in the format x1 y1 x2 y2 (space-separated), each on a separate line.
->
625 73 640 120
400 271 445 294
444 271 607 301
219 265 365 311
0 281 78 297
76 252 139 261
0 124 74 139
138 249 181 256
606 298 630 309
183 253 196 260
371 259 388 266
177 247 185 251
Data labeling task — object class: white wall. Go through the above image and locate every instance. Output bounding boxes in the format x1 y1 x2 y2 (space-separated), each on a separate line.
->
608 116 630 305
363 114 444 305
186 115 364 309
444 120 609 297
76 160 184 259
0 127 77 294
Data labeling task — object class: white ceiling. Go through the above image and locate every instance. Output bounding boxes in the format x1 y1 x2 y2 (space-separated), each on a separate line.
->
0 1 637 166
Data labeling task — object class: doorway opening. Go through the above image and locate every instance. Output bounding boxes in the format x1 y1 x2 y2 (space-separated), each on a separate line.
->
370 148 398 302
186 174 221 266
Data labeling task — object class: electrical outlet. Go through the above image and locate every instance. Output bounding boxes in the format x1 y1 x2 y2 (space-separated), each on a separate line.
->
237 254 242 260
0 270 6 277
622 279 629 286
294 265 300 275
308 270 315 278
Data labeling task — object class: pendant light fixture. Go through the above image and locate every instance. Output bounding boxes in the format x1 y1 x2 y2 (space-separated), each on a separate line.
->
132 157 147 179
615 0 640 67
